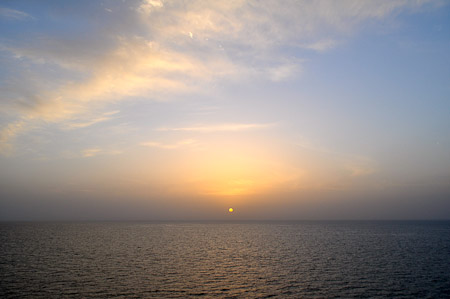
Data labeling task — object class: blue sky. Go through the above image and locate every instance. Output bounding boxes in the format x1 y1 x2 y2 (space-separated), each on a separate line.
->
0 0 449 220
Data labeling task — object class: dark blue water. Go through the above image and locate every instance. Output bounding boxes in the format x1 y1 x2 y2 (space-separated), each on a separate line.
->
1 221 450 298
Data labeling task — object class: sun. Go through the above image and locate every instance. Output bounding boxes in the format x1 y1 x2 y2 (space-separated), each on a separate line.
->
228 207 234 213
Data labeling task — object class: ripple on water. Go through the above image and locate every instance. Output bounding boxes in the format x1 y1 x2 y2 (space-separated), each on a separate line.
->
1 221 450 298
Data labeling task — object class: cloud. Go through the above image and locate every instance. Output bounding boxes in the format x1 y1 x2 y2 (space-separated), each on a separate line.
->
346 157 377 177
82 148 101 158
138 0 164 15
302 39 338 52
81 148 122 158
65 111 120 129
0 8 32 20
0 0 439 154
140 139 196 149
66 117 113 129
0 121 26 155
267 64 301 82
157 123 275 132
295 137 377 181
137 0 436 51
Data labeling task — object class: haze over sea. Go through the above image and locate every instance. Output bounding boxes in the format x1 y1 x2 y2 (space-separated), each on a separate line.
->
1 221 449 298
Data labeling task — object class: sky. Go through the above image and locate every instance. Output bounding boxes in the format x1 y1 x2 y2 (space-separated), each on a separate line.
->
0 0 449 221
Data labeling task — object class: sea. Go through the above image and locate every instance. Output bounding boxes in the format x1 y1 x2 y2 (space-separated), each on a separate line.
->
1 221 449 298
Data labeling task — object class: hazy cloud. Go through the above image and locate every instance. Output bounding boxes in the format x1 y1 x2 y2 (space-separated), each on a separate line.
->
81 147 122 158
0 0 439 154
66 111 120 129
0 121 26 155
140 139 197 149
346 157 377 177
82 148 102 158
0 7 31 20
303 39 338 52
157 123 275 133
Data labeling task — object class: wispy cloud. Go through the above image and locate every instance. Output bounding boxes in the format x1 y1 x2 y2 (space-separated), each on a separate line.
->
66 111 120 129
103 110 120 116
140 139 196 149
0 0 439 154
295 137 377 179
0 8 32 20
157 123 275 133
81 148 122 158
0 120 26 155
346 157 377 177
82 148 102 158
302 39 339 52
138 0 164 15
66 117 112 129
267 64 301 82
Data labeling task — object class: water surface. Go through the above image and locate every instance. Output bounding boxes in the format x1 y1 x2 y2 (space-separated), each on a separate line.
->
1 221 449 297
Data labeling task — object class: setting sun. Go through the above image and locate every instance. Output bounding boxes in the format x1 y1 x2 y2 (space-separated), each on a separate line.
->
228 208 234 213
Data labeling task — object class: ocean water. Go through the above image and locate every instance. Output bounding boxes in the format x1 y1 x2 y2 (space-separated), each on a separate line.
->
1 221 450 298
